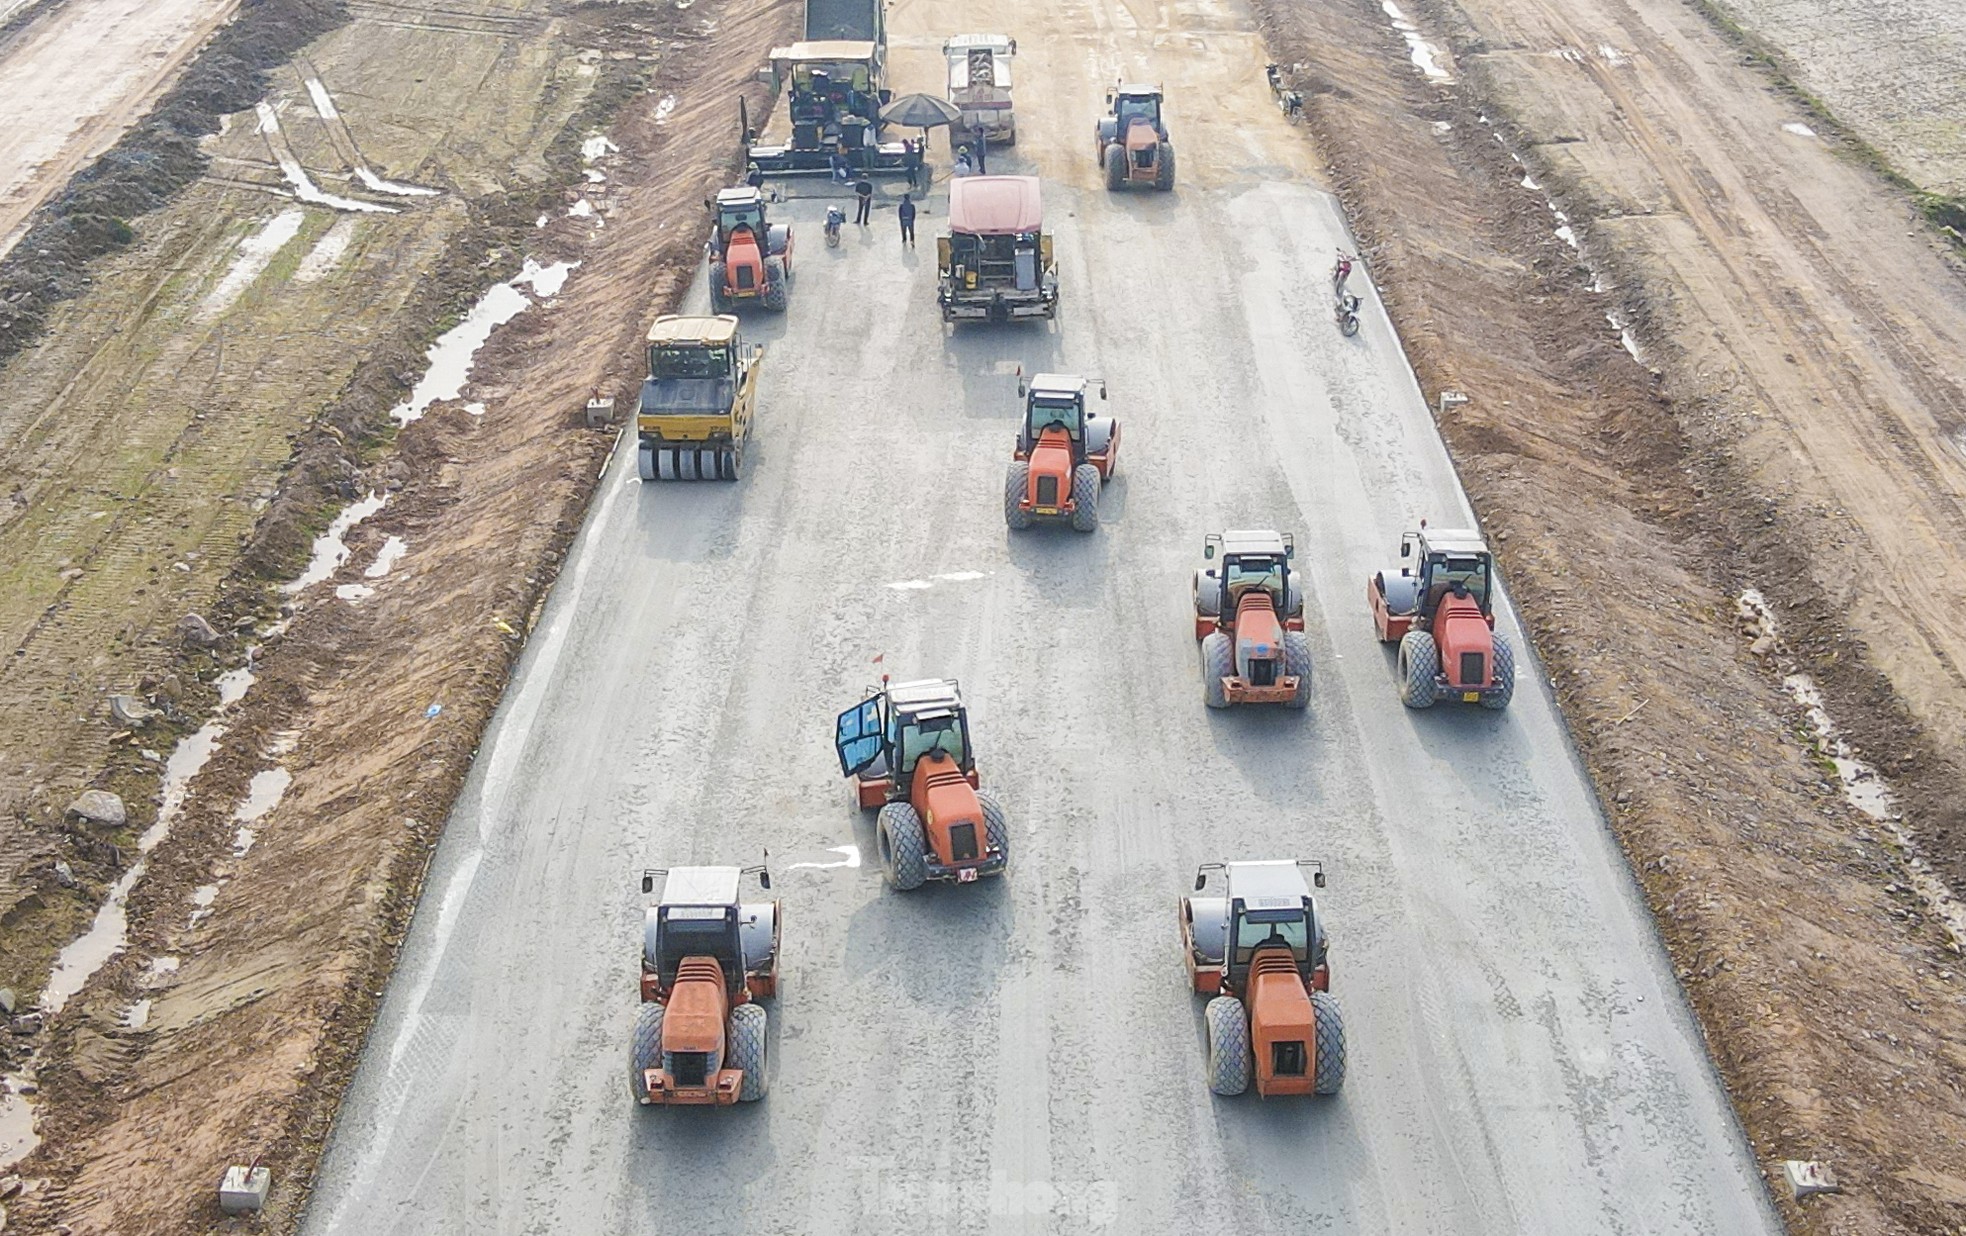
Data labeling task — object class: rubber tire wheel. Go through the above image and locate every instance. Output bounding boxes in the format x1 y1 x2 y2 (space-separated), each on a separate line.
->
1311 990 1347 1096
877 801 928 891
709 261 730 313
728 1002 769 1102
762 258 789 312
1103 143 1126 190
1193 571 1222 619
1070 463 1100 532
1155 143 1176 191
1201 631 1232 710
1398 630 1441 709
1204 995 1251 1096
637 442 656 481
629 1002 664 1105
1283 630 1314 710
720 443 743 481
978 788 1010 873
1339 310 1360 337
1004 461 1032 529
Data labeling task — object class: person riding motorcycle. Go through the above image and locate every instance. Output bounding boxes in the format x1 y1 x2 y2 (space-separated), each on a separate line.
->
824 204 845 247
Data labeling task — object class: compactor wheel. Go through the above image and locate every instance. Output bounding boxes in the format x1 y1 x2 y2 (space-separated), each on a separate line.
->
1311 990 1347 1096
1283 631 1314 710
1004 462 1033 529
729 1003 769 1102
1201 631 1233 710
1397 630 1440 709
1481 632 1516 711
877 801 928 891
1154 143 1176 191
709 261 730 314
628 1003 664 1105
1103 144 1126 191
1070 464 1100 532
977 789 1010 873
1204 995 1251 1096
762 258 789 312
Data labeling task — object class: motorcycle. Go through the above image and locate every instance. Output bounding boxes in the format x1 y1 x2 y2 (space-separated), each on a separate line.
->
1332 250 1361 337
824 205 844 248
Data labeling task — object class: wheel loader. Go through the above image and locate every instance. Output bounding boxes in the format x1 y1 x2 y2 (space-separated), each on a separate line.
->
1003 372 1117 533
635 314 762 482
705 187 793 313
1192 530 1313 709
630 861 779 1106
1094 82 1174 192
833 677 1009 891
1179 860 1345 1098
1366 522 1515 709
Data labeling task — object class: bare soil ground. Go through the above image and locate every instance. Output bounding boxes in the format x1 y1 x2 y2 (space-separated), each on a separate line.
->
0 0 787 1227
1257 0 1966 1230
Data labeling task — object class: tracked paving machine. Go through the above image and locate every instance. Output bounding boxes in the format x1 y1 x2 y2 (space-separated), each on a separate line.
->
1003 373 1117 532
635 314 762 481
834 678 1008 891
1193 530 1312 709
1094 82 1174 192
630 861 780 1106
706 187 793 313
1180 860 1345 1097
1367 523 1515 709
745 40 906 176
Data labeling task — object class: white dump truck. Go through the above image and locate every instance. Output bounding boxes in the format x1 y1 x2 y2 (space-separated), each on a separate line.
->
944 34 1016 146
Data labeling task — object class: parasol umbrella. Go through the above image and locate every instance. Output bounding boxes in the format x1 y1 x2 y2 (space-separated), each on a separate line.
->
880 92 962 129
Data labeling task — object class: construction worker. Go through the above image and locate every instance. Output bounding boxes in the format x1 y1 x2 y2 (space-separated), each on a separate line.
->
904 139 923 191
745 162 764 190
898 193 916 247
854 175 874 226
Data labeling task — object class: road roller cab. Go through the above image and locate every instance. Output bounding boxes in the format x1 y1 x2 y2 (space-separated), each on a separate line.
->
706 187 793 313
1367 523 1515 710
631 861 779 1106
1193 530 1313 709
833 677 1009 891
635 314 762 481
1003 372 1118 533
1179 859 1344 1098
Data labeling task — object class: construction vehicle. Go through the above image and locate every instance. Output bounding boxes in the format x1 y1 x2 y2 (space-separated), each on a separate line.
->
1367 523 1515 710
1003 372 1117 532
937 176 1058 324
744 41 905 176
1192 531 1313 709
833 677 1008 891
944 34 1016 147
630 860 780 1106
1094 82 1174 192
705 187 792 313
805 0 882 42
1180 860 1345 1098
635 314 762 482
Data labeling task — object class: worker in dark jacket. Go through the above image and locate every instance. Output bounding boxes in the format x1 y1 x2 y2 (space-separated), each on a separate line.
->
897 193 917 247
854 175 874 226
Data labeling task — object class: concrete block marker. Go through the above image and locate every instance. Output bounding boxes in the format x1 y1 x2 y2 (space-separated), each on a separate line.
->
1784 1160 1841 1201
219 1164 271 1214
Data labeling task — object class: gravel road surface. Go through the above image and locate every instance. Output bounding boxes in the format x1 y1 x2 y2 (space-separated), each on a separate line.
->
301 0 1782 1230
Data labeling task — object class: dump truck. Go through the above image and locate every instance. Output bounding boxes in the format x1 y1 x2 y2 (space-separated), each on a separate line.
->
746 41 905 175
937 176 1058 324
1004 372 1117 532
833 677 1009 891
1193 530 1313 709
1367 522 1515 709
1094 82 1174 191
805 0 882 42
634 314 761 482
1180 860 1346 1098
944 34 1016 147
630 861 779 1106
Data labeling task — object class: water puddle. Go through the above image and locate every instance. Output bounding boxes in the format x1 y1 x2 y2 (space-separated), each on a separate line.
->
0 1077 37 1170
255 103 397 215
40 721 225 1013
654 95 678 125
295 216 359 283
144 956 180 982
365 535 408 579
286 492 387 593
581 134 618 162
1382 0 1452 81
200 209 306 319
235 768 292 825
786 844 861 871
1737 590 1966 947
1782 122 1816 138
1597 44 1630 67
217 666 257 707
121 998 152 1030
389 260 576 425
234 827 257 856
188 882 223 929
336 583 375 603
569 199 597 220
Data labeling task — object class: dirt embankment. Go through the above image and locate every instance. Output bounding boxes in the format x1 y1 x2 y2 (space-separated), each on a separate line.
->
1257 0 1966 1231
5 0 794 1227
